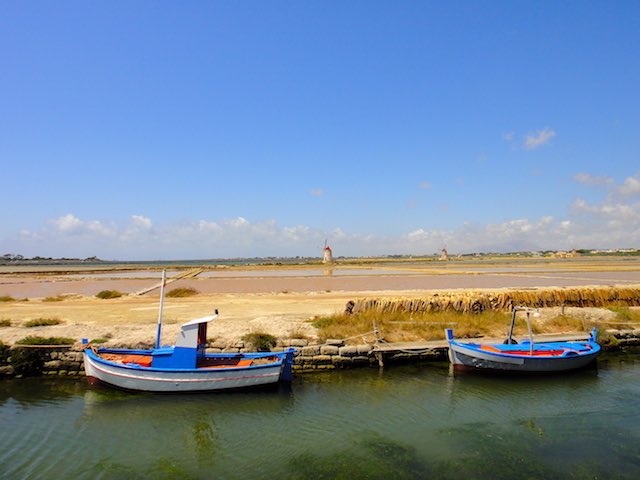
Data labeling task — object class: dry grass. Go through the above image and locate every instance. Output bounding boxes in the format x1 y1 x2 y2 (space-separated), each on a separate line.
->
43 295 73 302
312 308 621 344
312 310 517 343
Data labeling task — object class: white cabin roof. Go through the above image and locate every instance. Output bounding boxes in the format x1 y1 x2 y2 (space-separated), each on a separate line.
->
180 314 218 328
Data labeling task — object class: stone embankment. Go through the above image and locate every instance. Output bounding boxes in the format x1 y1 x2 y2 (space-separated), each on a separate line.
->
1 331 640 378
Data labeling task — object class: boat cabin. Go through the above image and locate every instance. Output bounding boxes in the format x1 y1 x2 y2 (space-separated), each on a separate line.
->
151 312 218 369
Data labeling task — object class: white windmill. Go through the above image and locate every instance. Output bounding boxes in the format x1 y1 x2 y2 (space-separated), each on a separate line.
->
322 239 334 264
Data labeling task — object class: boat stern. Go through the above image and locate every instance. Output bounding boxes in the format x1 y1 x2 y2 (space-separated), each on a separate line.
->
279 348 296 382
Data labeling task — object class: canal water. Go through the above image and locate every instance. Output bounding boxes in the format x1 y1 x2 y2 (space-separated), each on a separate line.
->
1 351 639 479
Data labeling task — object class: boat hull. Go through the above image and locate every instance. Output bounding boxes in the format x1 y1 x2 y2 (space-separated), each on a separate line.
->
83 350 293 392
448 342 600 372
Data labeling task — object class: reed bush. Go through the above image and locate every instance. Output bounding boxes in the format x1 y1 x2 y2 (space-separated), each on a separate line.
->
0 319 11 327
96 290 123 299
0 295 15 302
25 318 62 328
241 332 277 351
166 287 198 298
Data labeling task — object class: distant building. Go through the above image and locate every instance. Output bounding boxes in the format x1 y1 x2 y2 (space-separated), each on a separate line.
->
322 242 334 264
550 249 580 258
439 246 449 261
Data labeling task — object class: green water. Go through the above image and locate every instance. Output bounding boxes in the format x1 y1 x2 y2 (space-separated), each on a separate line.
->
1 352 639 479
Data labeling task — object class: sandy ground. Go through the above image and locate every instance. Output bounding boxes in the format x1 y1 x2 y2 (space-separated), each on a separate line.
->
1 261 640 346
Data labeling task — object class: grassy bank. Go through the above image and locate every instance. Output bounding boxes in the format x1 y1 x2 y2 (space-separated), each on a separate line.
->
312 307 640 344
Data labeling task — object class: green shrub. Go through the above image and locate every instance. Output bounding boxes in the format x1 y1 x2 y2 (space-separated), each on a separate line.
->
10 348 44 376
25 318 62 328
0 295 16 302
15 336 75 345
241 332 277 352
0 319 11 327
43 295 70 302
166 287 199 298
0 340 9 363
90 338 109 344
96 290 124 299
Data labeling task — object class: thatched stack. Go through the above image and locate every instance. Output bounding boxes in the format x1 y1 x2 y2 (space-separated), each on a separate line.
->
346 286 640 315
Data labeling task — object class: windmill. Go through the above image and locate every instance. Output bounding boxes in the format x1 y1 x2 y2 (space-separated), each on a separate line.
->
439 244 449 261
322 239 334 264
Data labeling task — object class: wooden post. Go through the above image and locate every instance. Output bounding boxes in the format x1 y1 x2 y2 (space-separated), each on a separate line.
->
373 320 384 367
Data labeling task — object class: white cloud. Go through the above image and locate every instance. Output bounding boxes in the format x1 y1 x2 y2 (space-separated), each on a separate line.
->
51 213 83 232
6 184 640 260
131 215 152 229
310 188 324 197
418 181 432 190
524 127 556 150
573 173 614 186
618 174 640 197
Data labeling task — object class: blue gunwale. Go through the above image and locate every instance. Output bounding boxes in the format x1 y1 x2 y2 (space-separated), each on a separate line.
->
86 348 294 373
450 340 601 360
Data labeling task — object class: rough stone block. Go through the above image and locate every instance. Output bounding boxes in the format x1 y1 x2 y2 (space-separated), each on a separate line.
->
0 365 14 376
300 346 320 356
288 339 308 347
320 345 339 355
338 346 358 356
311 355 333 365
325 339 344 346
351 356 372 365
316 364 336 370
294 356 316 365
331 356 353 366
44 360 63 369
357 344 373 354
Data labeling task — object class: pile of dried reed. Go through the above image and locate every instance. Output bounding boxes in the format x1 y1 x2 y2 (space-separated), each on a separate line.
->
345 286 640 315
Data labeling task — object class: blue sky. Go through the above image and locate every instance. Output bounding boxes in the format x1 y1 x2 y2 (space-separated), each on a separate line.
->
2 1 639 259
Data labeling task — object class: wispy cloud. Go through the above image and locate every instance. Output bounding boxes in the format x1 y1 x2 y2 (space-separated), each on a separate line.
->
523 127 556 150
573 173 614 186
310 188 324 197
418 181 431 190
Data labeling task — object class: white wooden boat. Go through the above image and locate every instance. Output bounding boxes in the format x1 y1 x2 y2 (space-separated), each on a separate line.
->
445 306 601 373
82 271 295 392
83 313 295 392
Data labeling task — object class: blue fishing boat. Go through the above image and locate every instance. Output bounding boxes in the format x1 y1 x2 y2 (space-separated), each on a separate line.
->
445 306 601 372
83 271 295 392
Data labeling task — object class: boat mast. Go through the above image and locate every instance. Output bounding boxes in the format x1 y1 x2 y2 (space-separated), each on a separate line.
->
155 269 167 348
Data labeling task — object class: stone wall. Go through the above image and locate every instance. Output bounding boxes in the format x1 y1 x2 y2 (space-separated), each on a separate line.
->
0 345 85 377
1 331 639 378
